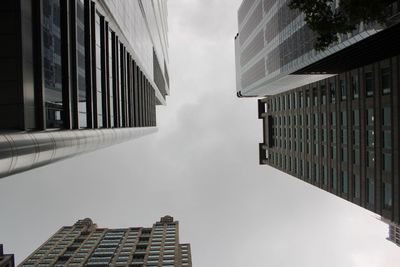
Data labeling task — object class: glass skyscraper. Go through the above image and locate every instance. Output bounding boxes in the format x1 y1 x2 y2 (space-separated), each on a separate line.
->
0 0 170 178
18 216 192 267
235 0 400 245
235 0 400 96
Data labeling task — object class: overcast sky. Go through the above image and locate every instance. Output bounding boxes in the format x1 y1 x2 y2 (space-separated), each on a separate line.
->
1 0 400 266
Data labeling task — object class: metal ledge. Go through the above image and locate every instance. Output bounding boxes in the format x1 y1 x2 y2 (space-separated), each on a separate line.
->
0 127 157 179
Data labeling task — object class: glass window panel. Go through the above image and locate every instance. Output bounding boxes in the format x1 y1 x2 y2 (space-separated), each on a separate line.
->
331 145 337 160
382 106 391 126
353 149 360 165
353 174 360 198
381 67 391 95
331 169 337 190
341 111 347 126
383 153 392 172
77 0 87 128
352 74 359 99
109 31 115 127
341 171 348 193
96 13 103 128
341 148 347 162
331 112 336 126
353 110 359 126
367 130 374 147
353 130 360 146
367 178 375 205
321 86 326 104
341 129 347 145
365 72 373 97
383 182 392 209
340 80 347 100
43 0 64 128
329 82 336 103
367 151 374 168
366 109 374 126
383 131 392 149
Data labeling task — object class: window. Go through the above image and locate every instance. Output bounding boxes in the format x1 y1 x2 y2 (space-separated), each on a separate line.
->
43 0 64 128
341 148 347 162
321 86 326 104
341 171 348 194
381 67 391 95
367 151 374 168
322 166 328 186
353 110 359 126
365 72 373 97
331 112 336 126
353 149 360 165
313 90 318 106
382 106 391 126
331 130 336 144
95 13 104 127
341 130 347 145
331 146 337 160
367 130 374 147
353 174 360 198
351 74 359 99
321 129 326 143
314 163 319 182
383 182 392 209
341 111 347 126
108 30 115 127
383 131 391 149
329 82 336 103
306 91 310 107
367 178 375 205
299 92 304 108
321 113 326 125
366 109 374 126
331 169 337 190
383 153 392 172
340 80 347 100
322 145 326 158
353 130 360 146
77 0 87 128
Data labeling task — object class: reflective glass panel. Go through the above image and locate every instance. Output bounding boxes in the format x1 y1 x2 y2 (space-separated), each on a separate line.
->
43 0 63 128
77 0 87 128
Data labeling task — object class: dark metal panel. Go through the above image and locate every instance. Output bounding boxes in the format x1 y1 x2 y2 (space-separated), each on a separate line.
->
127 55 134 127
138 69 143 127
90 1 97 129
33 0 45 130
99 16 108 128
119 43 126 127
104 22 111 128
111 31 118 127
394 55 400 223
70 0 79 129
60 0 72 129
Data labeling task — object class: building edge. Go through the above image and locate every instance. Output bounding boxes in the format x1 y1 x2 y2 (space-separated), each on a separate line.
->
0 127 157 179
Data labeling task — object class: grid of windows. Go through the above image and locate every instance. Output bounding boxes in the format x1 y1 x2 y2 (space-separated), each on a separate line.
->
31 0 162 131
259 57 398 222
19 217 191 267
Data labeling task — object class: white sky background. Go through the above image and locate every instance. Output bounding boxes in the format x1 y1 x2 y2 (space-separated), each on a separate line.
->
1 0 400 266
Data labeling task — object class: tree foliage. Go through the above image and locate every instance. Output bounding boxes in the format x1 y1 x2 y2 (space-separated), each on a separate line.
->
288 0 395 51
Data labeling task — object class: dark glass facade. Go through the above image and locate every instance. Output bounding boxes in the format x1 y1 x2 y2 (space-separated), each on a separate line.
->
0 0 169 178
0 0 168 131
259 56 400 224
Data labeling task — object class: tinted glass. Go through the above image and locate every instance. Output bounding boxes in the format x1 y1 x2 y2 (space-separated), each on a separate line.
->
43 0 63 128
